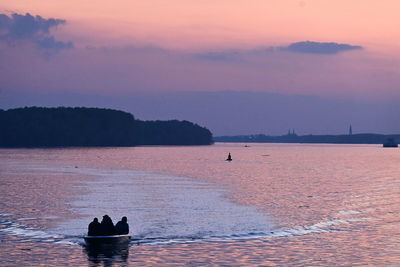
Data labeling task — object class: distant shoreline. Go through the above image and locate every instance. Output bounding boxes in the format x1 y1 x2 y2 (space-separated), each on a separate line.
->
214 133 400 145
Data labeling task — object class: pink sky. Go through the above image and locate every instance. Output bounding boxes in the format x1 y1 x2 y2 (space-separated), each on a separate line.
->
2 0 400 51
1 1 400 134
1 1 399 96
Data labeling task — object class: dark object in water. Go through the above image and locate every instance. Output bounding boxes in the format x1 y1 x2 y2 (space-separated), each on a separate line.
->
84 234 131 245
383 138 398 148
226 153 232 161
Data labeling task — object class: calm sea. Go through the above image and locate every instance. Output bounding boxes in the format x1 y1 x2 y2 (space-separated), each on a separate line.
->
0 143 399 266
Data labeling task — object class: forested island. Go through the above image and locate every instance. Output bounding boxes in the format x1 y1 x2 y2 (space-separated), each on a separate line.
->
215 133 400 145
0 107 213 147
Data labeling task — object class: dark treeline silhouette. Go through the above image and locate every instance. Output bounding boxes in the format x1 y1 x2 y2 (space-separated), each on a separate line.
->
134 120 213 145
214 133 400 145
0 107 213 147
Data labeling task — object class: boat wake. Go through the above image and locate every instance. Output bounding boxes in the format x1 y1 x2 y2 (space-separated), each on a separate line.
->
0 213 369 246
129 217 369 245
0 215 67 244
50 166 275 240
0 165 372 247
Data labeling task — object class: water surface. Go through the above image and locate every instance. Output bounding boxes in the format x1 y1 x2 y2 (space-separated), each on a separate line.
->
0 143 399 266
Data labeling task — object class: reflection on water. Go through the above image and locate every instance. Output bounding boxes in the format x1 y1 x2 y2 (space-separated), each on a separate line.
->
84 243 129 267
53 167 273 240
0 144 400 266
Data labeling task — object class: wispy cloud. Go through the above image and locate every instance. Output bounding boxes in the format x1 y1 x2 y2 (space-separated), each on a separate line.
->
194 41 363 62
0 13 73 51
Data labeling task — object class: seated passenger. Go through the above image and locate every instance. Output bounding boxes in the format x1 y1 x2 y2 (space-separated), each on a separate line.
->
115 216 129 235
100 215 117 235
88 217 101 236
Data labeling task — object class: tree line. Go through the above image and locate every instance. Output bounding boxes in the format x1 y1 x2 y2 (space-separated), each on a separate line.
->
0 107 213 147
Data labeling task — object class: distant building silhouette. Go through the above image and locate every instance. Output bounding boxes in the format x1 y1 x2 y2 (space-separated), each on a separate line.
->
287 129 297 136
349 125 353 135
214 132 400 144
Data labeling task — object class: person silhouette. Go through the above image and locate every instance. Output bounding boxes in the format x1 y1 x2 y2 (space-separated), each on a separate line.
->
88 217 101 236
115 216 129 235
100 215 117 235
226 153 232 161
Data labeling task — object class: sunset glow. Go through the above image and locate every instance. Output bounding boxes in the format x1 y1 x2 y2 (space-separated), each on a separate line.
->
2 0 400 50
1 0 400 134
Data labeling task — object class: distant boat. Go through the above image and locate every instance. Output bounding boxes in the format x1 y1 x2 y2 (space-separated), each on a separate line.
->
383 138 398 148
226 153 232 161
84 234 131 245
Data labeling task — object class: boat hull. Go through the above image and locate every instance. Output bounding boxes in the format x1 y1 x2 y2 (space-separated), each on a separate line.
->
383 144 398 147
84 234 131 245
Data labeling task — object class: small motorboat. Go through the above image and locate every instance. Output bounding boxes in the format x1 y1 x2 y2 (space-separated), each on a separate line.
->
84 234 131 245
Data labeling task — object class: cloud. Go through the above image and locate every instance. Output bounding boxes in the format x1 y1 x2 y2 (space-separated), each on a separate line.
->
0 13 72 51
194 41 362 62
284 41 362 54
36 36 73 50
194 51 243 62
1 35 398 107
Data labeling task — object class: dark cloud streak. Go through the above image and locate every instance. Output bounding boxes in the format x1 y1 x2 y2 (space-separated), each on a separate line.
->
285 41 362 54
195 41 363 62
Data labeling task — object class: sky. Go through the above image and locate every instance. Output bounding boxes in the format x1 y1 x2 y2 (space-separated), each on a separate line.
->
1 1 400 135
